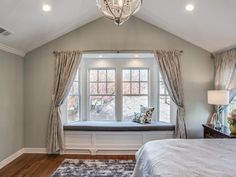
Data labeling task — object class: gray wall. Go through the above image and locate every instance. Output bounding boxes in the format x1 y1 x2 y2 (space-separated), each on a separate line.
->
24 17 213 148
0 49 24 161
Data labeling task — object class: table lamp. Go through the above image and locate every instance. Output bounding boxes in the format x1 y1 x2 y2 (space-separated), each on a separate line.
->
208 90 229 129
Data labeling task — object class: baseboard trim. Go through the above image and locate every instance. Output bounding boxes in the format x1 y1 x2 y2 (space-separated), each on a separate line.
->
23 148 136 155
0 149 24 169
24 148 47 154
0 147 135 169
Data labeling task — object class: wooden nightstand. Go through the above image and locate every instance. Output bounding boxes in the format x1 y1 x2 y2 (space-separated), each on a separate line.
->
202 124 236 138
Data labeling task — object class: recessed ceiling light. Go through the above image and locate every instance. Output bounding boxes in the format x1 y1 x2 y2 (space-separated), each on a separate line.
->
98 55 103 58
134 54 139 58
42 4 51 12
185 4 194 11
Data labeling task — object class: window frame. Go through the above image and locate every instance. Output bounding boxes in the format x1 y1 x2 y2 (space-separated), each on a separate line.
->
66 69 81 122
87 68 117 121
158 71 176 123
122 68 150 120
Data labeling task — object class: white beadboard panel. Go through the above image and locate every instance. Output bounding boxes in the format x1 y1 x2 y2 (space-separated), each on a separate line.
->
95 133 143 146
65 132 92 146
64 130 174 155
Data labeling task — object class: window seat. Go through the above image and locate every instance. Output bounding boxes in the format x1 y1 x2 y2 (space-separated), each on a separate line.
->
64 121 175 131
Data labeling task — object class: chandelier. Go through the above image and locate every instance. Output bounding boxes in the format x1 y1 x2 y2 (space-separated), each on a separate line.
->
96 0 143 25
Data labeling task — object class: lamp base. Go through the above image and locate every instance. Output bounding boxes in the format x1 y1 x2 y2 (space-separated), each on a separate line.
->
214 120 222 130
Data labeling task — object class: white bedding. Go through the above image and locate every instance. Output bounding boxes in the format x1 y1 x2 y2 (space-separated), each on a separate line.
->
132 139 236 177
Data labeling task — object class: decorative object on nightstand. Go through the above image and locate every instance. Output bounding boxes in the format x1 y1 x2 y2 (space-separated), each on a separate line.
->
227 109 236 134
208 90 229 129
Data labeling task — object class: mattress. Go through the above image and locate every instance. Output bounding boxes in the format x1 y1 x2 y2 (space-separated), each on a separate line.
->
132 139 236 177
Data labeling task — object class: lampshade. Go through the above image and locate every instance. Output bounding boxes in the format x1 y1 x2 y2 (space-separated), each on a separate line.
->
208 90 229 105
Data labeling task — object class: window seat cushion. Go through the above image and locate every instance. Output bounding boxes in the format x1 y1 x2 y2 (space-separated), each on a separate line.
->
64 121 175 131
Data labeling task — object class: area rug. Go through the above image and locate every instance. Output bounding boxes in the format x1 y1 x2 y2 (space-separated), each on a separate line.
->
51 159 136 177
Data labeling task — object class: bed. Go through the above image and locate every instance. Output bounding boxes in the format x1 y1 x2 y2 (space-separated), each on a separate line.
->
132 139 236 177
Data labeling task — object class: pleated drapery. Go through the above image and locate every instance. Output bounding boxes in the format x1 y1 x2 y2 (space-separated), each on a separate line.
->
155 50 187 138
47 51 82 154
208 49 236 124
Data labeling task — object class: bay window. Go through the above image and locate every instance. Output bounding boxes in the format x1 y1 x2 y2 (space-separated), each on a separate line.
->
65 53 173 123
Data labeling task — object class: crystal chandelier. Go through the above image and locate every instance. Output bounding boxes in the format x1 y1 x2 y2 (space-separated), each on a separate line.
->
96 0 143 25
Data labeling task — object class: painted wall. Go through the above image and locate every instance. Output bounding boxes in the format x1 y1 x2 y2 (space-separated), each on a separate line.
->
0 49 24 161
24 17 213 148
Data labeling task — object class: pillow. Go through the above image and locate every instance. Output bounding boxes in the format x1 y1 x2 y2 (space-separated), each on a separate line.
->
132 105 155 124
132 113 146 124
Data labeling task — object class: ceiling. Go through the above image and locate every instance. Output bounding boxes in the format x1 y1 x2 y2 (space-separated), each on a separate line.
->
0 0 236 56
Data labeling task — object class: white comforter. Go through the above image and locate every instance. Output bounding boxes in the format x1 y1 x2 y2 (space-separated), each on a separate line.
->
132 139 236 177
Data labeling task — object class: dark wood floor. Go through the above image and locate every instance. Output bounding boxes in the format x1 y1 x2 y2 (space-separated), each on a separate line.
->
0 154 135 177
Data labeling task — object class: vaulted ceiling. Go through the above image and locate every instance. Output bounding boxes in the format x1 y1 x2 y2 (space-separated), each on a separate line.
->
0 0 236 56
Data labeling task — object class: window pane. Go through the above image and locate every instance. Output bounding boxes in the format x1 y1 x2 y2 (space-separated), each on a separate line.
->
107 83 115 94
90 83 97 94
123 70 130 81
159 96 170 123
99 70 106 81
140 82 148 94
123 83 130 94
160 81 167 95
228 96 236 112
140 70 148 81
131 70 139 81
131 82 139 94
90 70 97 81
98 83 106 94
107 70 115 81
123 96 148 120
67 96 79 122
89 96 115 120
70 82 79 95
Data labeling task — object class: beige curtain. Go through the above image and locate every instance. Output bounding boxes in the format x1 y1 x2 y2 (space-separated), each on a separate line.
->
208 49 236 123
214 49 236 90
155 50 187 138
47 51 82 154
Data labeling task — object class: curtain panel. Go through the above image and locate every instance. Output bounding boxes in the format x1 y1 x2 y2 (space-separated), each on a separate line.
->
47 51 82 154
208 49 236 123
154 50 187 138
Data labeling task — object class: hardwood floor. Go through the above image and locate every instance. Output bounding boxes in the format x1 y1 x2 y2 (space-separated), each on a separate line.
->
0 154 135 177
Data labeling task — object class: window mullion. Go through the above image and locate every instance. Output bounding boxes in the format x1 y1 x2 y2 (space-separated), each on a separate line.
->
130 69 132 94
106 70 108 94
139 70 141 94
97 70 99 94
116 68 122 121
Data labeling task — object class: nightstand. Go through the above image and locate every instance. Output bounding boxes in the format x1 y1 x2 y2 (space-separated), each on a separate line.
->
202 124 236 138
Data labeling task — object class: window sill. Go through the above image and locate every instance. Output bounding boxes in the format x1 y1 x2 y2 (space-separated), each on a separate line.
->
63 121 175 131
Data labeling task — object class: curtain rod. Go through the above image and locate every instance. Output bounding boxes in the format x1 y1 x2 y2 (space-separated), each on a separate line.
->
53 49 183 54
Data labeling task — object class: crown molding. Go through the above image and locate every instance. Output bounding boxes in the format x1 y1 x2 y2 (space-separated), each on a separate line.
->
0 43 25 57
